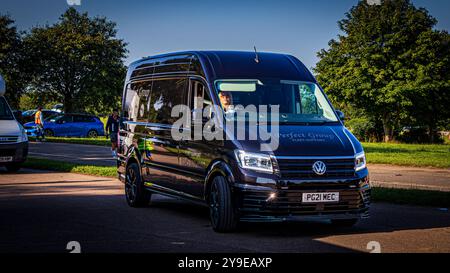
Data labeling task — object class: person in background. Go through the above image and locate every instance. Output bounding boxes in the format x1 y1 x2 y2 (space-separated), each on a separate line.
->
106 109 120 159
35 106 45 142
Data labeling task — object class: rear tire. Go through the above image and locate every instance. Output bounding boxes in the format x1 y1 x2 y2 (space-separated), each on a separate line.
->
87 130 98 138
125 163 151 207
331 218 358 227
5 163 22 173
209 176 238 232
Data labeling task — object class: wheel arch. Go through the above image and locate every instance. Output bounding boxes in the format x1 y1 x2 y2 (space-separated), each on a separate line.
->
204 160 236 202
124 145 143 173
87 129 98 137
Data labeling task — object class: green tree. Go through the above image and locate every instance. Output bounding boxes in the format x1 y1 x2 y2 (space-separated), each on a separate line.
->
406 30 450 142
314 0 444 142
0 15 30 109
24 8 127 113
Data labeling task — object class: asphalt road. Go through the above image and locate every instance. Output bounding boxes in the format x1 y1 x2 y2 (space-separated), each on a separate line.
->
29 142 450 191
0 168 449 253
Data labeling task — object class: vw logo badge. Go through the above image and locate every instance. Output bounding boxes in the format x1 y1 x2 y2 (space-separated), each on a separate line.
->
312 161 327 175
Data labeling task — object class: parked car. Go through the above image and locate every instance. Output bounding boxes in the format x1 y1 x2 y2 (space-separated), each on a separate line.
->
21 109 62 125
0 74 28 172
24 113 105 138
118 51 371 232
51 103 64 113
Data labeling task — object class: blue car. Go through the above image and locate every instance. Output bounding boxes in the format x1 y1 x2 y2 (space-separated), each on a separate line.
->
24 113 105 138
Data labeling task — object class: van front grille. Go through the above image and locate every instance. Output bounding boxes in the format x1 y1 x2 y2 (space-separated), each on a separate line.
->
276 157 356 179
0 136 18 144
0 149 16 156
239 189 367 216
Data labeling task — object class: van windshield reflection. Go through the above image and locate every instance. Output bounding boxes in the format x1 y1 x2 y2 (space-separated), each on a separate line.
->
0 97 14 120
215 79 339 124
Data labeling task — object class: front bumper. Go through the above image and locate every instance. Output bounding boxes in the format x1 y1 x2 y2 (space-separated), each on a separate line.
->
0 141 29 165
234 176 371 222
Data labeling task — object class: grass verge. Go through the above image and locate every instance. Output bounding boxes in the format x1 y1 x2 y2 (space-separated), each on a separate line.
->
362 142 449 168
23 157 450 208
29 136 110 146
23 157 116 177
371 187 450 208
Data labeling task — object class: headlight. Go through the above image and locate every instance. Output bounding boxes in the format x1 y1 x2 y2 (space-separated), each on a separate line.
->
355 152 366 172
234 150 273 173
17 125 28 142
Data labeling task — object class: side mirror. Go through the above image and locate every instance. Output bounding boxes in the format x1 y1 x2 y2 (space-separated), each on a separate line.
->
336 110 345 122
0 74 5 96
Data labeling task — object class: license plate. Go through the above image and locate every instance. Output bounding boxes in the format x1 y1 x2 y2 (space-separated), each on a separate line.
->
302 192 339 203
0 156 13 162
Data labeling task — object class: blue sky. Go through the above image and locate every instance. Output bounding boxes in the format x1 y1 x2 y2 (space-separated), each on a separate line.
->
1 0 449 69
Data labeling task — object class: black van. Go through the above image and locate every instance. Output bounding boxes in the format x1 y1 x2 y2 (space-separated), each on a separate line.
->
118 51 370 232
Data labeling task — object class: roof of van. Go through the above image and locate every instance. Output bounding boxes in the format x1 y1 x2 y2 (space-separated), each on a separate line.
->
129 51 316 82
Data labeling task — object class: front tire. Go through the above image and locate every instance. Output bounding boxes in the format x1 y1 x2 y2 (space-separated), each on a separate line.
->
125 163 151 207
209 176 238 232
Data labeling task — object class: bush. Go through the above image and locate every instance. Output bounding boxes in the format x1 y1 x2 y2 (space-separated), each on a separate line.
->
346 117 378 142
396 127 444 144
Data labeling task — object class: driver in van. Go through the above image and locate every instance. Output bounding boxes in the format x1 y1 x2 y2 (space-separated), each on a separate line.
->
218 91 234 113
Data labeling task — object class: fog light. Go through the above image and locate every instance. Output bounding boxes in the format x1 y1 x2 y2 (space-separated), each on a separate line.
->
266 192 277 202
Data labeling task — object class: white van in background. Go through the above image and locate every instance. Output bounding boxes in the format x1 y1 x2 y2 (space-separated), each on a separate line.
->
0 74 28 172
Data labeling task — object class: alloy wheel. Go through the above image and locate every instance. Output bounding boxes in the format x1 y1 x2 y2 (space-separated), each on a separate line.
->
125 167 137 203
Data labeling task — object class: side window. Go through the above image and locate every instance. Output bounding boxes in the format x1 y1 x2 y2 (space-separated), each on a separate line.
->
0 97 13 119
190 80 212 122
123 84 136 121
82 116 95 122
61 115 73 123
124 81 153 122
148 78 187 124
299 84 319 114
136 81 152 123
73 115 83 122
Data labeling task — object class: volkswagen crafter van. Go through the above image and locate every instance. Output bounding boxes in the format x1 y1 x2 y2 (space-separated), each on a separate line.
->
0 74 28 172
118 51 370 232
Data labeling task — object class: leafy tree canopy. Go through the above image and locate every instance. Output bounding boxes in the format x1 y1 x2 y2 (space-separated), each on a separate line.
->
314 0 449 142
24 7 128 114
0 15 30 108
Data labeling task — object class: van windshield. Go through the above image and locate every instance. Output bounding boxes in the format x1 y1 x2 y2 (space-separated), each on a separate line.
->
215 79 339 124
0 97 14 120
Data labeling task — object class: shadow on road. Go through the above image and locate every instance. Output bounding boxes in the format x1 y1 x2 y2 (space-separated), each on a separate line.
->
1 168 449 252
149 196 450 237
